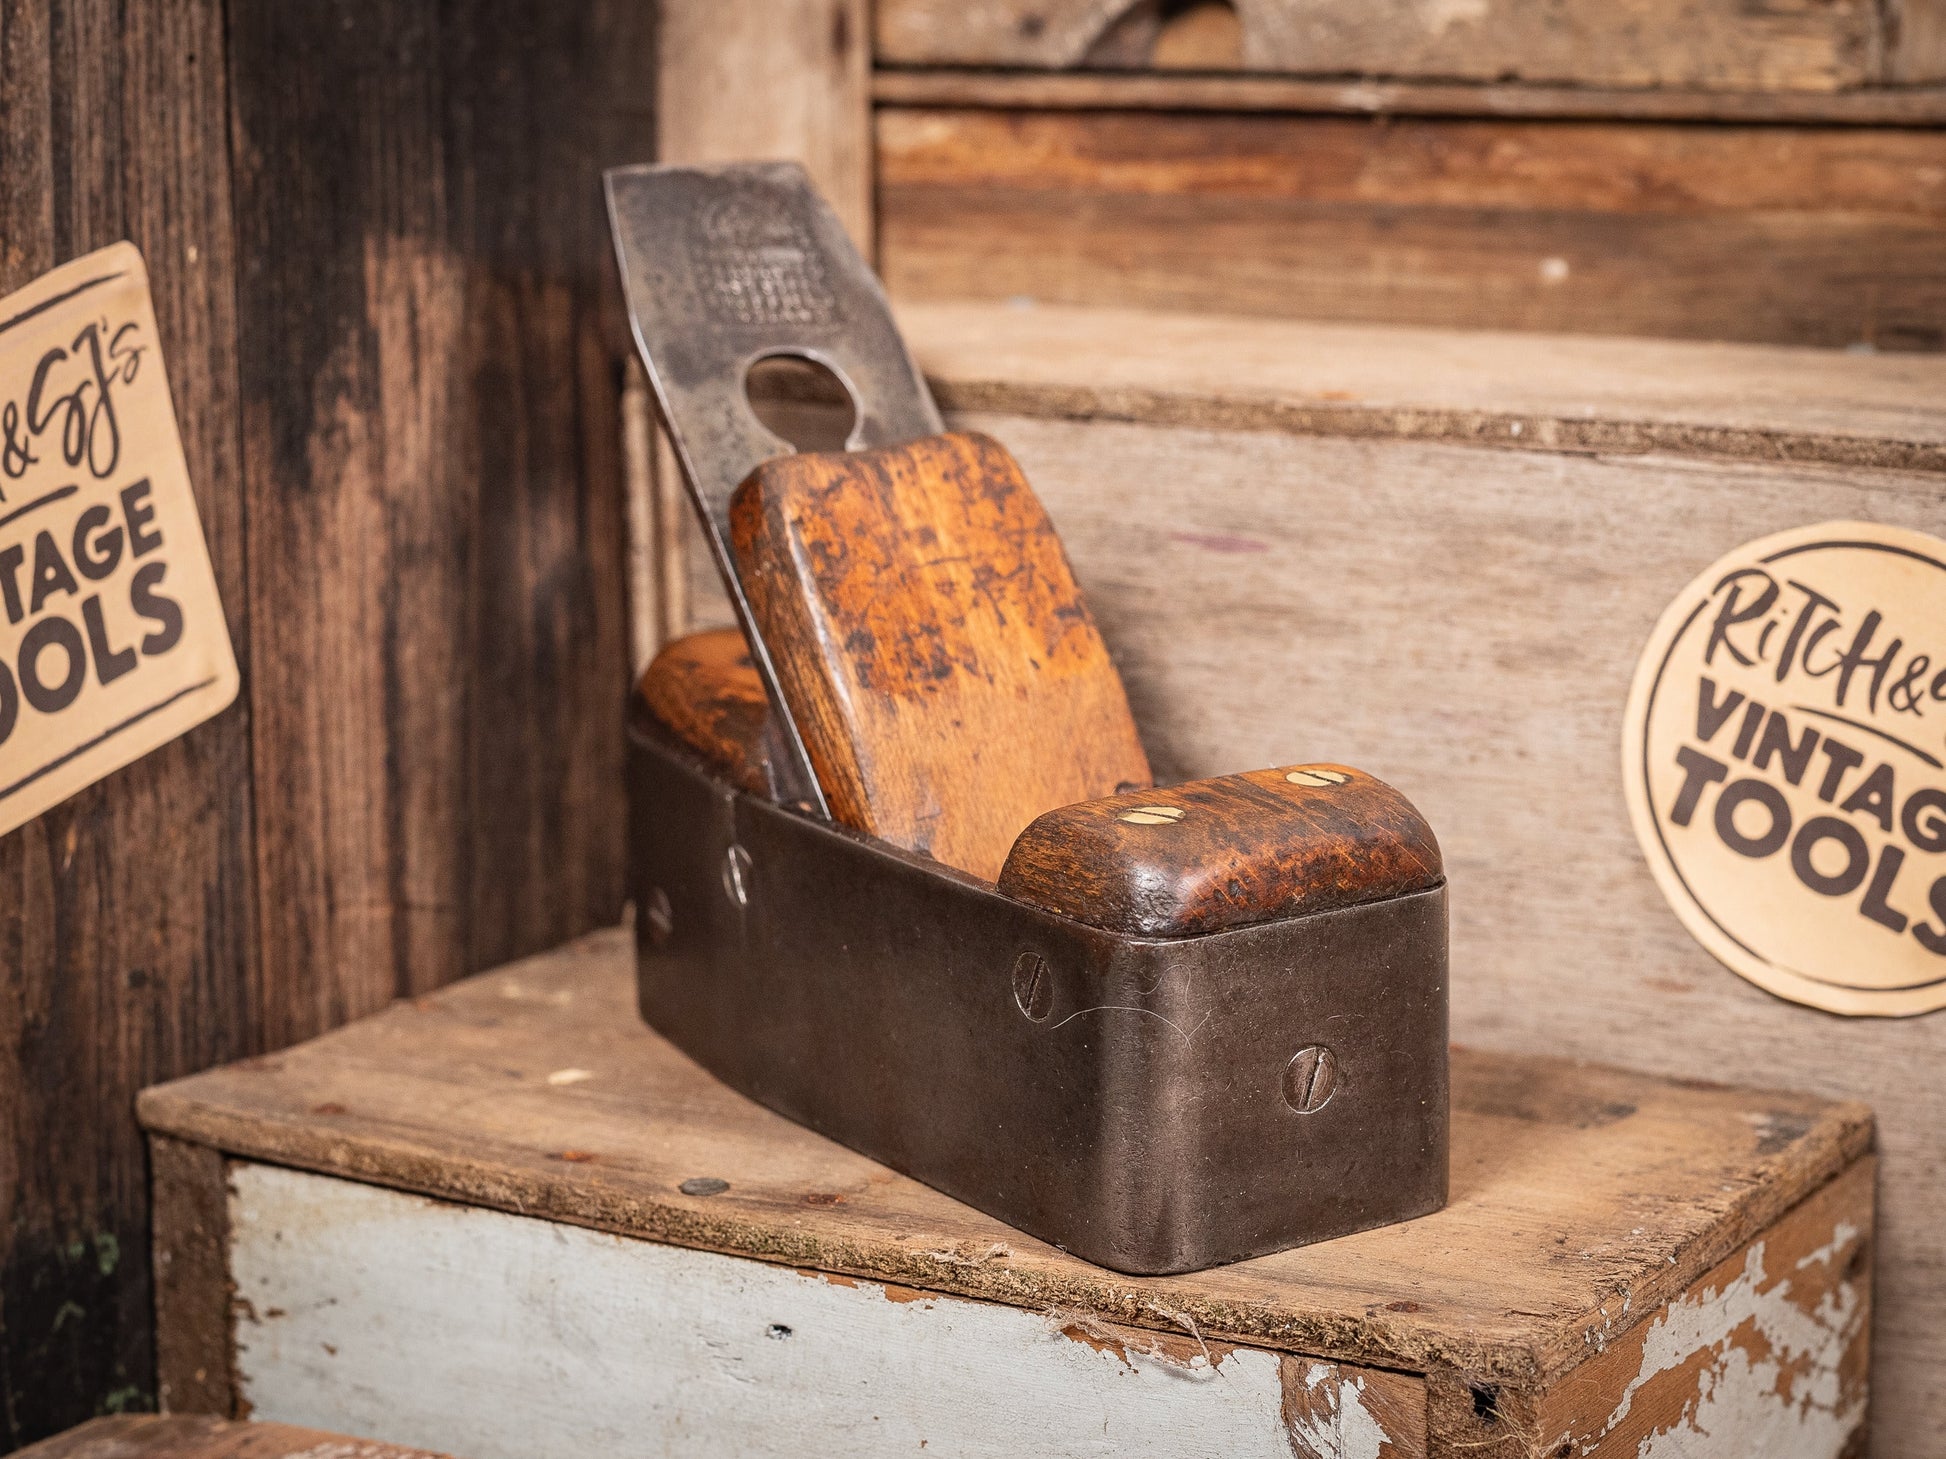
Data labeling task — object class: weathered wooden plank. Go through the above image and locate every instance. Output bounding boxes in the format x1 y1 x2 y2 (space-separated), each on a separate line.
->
136 929 1872 1393
16 1415 450 1459
898 299 1946 465
877 108 1946 350
0 0 256 1443
149 1138 234 1419
871 67 1946 127
227 1 643 1044
1538 1157 1872 1457
874 0 1881 91
224 1161 1428 1459
657 0 874 254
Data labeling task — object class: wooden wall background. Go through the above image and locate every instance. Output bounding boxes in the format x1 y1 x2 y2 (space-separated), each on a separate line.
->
0 0 650 1444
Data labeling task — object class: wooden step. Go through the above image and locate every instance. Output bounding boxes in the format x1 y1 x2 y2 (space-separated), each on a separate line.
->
139 928 1872 1457
17 1416 450 1459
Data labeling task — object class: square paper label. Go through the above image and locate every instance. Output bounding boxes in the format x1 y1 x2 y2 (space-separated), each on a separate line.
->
0 243 239 836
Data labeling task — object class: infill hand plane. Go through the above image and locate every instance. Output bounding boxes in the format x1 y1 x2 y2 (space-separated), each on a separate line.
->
607 161 1449 1275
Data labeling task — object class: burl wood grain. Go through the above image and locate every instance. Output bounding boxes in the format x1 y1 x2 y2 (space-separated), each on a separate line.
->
730 430 1150 881
997 764 1442 936
637 629 769 795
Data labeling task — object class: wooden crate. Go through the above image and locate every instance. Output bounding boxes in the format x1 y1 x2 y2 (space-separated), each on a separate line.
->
140 929 1872 1459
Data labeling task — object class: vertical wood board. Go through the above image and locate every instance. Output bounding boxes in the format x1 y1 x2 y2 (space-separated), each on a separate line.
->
226 1 644 1043
656 0 874 255
0 0 256 1441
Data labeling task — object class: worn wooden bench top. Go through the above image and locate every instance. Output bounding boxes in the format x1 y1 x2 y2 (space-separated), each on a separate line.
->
137 926 1870 1389
17 1417 448 1459
899 298 1946 466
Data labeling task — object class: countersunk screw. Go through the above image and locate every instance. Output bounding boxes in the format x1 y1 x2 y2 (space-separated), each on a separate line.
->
1013 951 1054 1022
645 887 674 946
1283 1045 1339 1113
722 845 752 907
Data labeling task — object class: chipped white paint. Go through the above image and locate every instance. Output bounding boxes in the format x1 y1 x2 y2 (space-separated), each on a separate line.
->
1287 1363 1390 1459
544 1067 593 1086
1576 1224 1865 1458
228 1162 1352 1459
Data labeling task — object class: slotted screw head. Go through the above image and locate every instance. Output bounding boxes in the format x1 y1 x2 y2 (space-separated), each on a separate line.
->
1012 951 1054 1022
1283 1045 1339 1113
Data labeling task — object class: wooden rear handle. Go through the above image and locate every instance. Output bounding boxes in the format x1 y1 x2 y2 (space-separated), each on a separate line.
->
729 430 1152 883
997 765 1443 937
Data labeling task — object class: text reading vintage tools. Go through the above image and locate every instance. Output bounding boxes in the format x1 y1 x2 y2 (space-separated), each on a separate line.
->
608 161 1449 1273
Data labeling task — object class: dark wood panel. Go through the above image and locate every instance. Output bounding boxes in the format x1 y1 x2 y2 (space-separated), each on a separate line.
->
0 0 256 1445
227 0 649 1044
878 107 1946 350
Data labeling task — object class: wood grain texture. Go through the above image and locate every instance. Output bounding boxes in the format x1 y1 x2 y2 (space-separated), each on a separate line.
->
998 763 1443 935
874 0 1880 90
149 1139 234 1419
877 108 1946 351
228 1 644 1045
135 929 1872 1393
872 67 1946 127
657 0 874 254
730 430 1150 880
636 629 768 796
0 0 257 1441
15 1416 450 1459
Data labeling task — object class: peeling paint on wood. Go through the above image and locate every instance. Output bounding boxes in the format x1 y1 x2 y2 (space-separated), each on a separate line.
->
225 1163 1419 1459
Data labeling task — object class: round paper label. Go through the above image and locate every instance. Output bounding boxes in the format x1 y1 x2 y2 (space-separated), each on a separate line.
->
1623 521 1946 1017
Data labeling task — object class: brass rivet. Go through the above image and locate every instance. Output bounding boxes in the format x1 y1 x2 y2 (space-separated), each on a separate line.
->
1118 805 1186 825
1285 768 1351 787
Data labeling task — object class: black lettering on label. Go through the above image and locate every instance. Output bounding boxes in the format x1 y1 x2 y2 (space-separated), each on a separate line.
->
82 593 136 686
1670 746 1730 827
0 542 22 624
18 614 85 713
1703 568 1779 668
1815 738 1864 804
1840 762 1896 834
1715 778 1791 859
0 661 15 745
1902 788 1946 854
29 528 78 614
1862 844 1911 934
1695 677 1744 744
1751 710 1819 786
1914 876 1946 956
130 560 182 655
71 503 123 581
1790 815 1869 897
120 478 162 556
1731 699 1766 760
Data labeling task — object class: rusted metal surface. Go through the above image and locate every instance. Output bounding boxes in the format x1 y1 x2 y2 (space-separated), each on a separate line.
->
627 715 1448 1274
606 162 943 812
